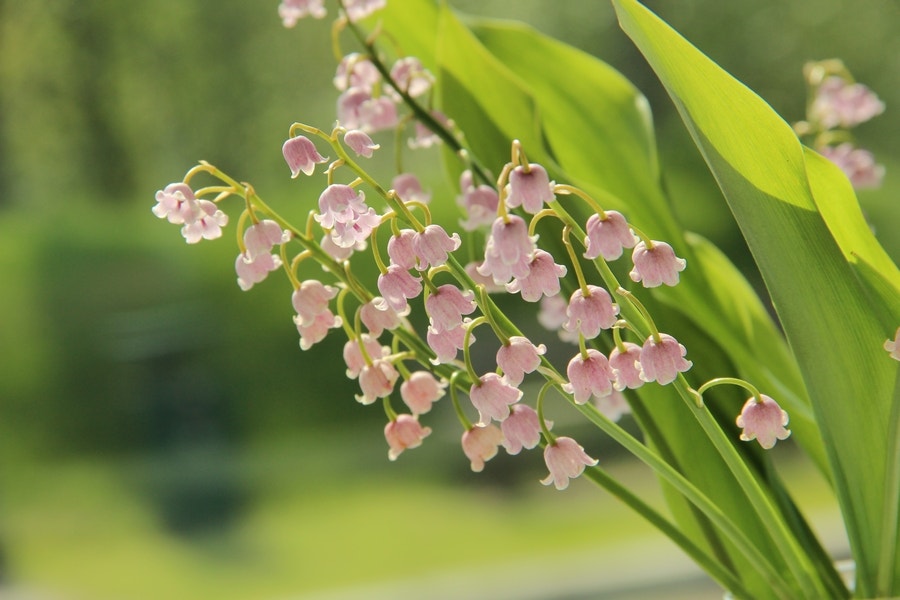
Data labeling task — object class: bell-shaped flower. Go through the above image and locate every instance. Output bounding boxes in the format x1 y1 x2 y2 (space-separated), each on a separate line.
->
292 280 338 326
278 0 326 27
384 414 432 461
315 184 365 229
244 220 288 261
427 321 474 365
563 286 619 340
333 53 381 93
389 57 432 98
478 215 536 285
609 342 644 391
295 309 341 351
457 170 499 231
736 395 791 449
583 211 636 261
392 173 431 204
501 404 545 455
387 229 419 270
465 261 506 293
884 327 900 361
496 336 546 387
414 224 461 269
810 76 885 129
376 265 422 313
594 390 631 423
425 284 476 333
506 163 554 214
343 129 380 158
400 371 447 415
360 299 404 336
343 334 388 378
629 241 686 288
639 333 692 385
506 249 566 302
236 251 281 291
541 437 598 490
181 200 228 244
320 233 356 261
461 423 504 472
819 143 885 190
152 182 198 224
358 96 398 133
343 0 386 22
337 88 397 133
469 373 522 424
330 207 381 249
563 349 615 404
283 135 328 178
356 358 399 405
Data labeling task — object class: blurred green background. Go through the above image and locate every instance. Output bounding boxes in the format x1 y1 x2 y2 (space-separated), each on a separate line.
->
0 0 896 598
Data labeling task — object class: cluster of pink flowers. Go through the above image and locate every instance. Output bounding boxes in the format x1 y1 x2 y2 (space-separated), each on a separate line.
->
152 183 228 244
153 4 802 496
800 63 886 190
278 0 385 28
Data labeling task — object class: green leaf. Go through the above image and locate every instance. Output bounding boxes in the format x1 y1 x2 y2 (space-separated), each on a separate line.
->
611 0 899 593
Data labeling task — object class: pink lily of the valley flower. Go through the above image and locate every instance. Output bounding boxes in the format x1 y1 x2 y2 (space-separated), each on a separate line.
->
400 371 447 415
291 280 338 326
563 286 619 340
384 414 432 461
425 284 476 333
501 404 545 455
469 373 522 424
295 309 341 351
583 211 636 261
629 240 686 288
506 249 567 302
376 265 422 313
426 321 474 365
282 135 328 177
496 336 546 387
639 333 692 385
461 423 504 472
736 395 791 449
541 437 598 490
609 342 644 391
478 215 537 285
343 335 388 378
563 349 615 404
413 224 461 269
343 129 380 158
505 163 555 214
355 358 399 405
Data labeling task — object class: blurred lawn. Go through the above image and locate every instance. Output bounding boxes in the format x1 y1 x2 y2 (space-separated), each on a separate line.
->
0 0 894 598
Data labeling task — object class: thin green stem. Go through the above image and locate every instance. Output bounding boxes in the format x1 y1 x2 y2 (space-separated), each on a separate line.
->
572 398 798 599
579 465 753 600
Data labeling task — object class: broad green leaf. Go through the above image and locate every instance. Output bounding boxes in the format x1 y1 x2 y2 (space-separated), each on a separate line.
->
435 7 543 170
612 0 899 593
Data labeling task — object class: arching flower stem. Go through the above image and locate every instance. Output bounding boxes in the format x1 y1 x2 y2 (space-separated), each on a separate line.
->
561 226 591 297
535 380 557 445
449 371 474 430
615 287 661 343
463 316 488 383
